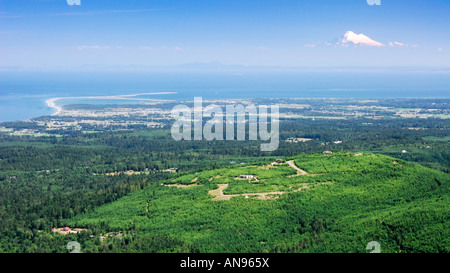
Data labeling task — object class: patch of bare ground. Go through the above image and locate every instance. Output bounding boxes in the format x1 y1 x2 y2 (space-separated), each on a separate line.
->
209 174 221 181
258 164 276 170
164 183 201 188
393 161 403 167
209 184 236 201
209 182 331 201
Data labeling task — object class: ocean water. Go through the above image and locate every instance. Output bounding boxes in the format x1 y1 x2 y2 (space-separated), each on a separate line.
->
0 71 449 122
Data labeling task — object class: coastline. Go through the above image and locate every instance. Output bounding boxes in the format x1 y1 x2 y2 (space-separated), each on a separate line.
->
45 92 177 116
46 98 63 116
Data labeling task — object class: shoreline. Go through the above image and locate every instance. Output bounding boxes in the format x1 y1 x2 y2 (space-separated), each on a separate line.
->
45 92 177 115
46 98 63 116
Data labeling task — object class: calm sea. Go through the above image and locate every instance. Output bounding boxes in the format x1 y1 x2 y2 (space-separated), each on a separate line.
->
0 71 449 122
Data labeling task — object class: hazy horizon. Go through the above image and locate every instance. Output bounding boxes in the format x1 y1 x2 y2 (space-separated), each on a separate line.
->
1 70 449 122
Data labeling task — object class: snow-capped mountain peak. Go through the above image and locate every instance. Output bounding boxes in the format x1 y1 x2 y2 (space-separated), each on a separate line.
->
338 31 385 47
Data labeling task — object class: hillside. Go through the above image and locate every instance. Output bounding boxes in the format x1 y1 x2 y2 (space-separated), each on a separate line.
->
68 152 449 253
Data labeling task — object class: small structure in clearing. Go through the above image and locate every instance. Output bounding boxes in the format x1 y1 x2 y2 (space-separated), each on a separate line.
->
286 137 312 143
163 167 179 173
52 226 87 235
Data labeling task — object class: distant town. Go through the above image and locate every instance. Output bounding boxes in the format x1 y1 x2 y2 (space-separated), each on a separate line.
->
1 98 448 136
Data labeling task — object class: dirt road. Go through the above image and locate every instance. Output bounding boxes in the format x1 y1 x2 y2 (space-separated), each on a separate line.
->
286 160 308 175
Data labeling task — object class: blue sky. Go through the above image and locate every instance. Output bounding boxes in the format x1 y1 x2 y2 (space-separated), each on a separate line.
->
1 0 449 68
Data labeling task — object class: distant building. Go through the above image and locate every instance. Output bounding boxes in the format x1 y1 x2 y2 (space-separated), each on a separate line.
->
323 151 333 155
239 175 255 179
401 150 408 153
286 137 312 143
333 141 342 144
163 167 179 173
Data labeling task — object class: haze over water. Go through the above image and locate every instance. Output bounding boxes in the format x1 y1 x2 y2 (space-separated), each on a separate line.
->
1 71 449 122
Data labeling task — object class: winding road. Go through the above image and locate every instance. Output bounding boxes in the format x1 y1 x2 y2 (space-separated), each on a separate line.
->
286 160 308 175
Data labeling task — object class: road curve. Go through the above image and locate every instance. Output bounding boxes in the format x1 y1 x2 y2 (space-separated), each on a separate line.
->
286 160 308 175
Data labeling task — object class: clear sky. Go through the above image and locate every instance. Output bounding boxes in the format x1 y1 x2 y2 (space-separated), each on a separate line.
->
1 0 449 68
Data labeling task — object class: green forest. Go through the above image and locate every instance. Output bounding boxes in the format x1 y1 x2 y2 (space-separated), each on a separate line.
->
66 152 449 253
0 111 449 253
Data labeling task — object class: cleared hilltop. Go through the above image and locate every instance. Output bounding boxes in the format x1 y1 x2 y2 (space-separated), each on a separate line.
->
68 152 449 253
